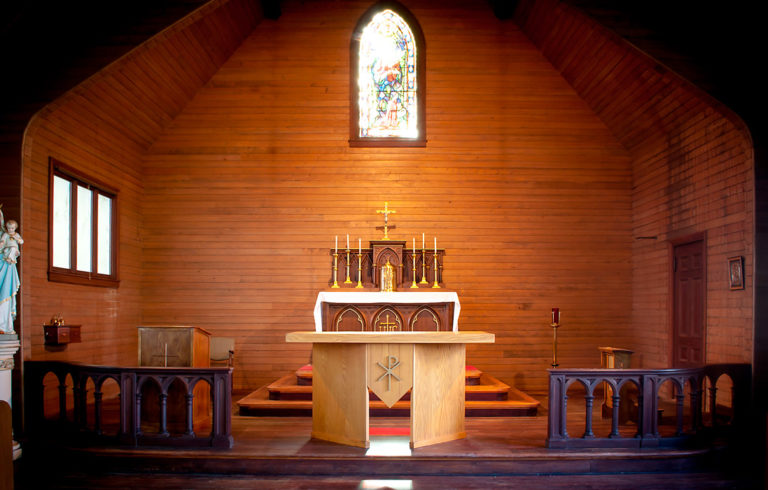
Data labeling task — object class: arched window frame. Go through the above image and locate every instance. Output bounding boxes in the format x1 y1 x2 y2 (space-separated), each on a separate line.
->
349 1 426 147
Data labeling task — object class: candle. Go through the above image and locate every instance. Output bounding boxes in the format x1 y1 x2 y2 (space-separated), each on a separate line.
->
346 234 349 249
335 236 338 254
359 238 361 255
434 237 437 255
413 237 416 256
552 308 560 324
422 233 425 249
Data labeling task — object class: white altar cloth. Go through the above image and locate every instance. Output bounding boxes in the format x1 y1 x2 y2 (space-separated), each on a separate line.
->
314 291 461 332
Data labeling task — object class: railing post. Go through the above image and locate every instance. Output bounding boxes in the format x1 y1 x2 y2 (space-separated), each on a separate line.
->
690 383 701 433
94 388 103 435
73 383 86 428
584 393 595 438
562 393 569 438
211 370 233 448
185 392 195 437
159 392 169 436
546 372 566 446
135 392 143 437
120 372 135 444
58 379 68 422
675 390 685 436
609 394 620 438
636 390 644 438
641 374 658 439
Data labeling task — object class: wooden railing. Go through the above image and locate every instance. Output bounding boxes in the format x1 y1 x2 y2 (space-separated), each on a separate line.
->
546 364 751 449
24 361 233 448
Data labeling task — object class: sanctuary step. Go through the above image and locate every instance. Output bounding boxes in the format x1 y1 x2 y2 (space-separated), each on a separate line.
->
237 365 539 417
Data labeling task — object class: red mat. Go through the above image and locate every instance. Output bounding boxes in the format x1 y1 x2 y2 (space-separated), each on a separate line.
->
369 427 410 436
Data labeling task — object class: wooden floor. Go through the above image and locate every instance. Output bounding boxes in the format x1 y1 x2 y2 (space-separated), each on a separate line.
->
14 393 760 489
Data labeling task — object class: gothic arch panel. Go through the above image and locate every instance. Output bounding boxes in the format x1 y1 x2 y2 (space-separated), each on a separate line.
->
333 306 366 331
373 306 403 331
410 306 440 331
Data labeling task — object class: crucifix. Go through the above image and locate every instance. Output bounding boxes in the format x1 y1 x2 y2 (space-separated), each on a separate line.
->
376 201 397 240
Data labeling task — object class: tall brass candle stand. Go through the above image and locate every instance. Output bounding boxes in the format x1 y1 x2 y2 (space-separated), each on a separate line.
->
356 252 364 288
420 248 429 284
432 253 441 288
551 320 560 368
331 253 340 288
344 248 353 284
410 255 418 288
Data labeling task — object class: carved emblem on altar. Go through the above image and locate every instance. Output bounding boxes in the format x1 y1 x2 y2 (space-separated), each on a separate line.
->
376 355 401 390
367 344 414 407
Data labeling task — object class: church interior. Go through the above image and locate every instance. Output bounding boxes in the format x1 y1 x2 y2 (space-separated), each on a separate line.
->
0 0 765 487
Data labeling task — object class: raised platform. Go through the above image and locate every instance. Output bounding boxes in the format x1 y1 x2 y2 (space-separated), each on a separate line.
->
237 365 540 417
17 414 748 486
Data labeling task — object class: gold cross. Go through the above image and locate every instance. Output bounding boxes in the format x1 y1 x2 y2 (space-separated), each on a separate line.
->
378 313 398 331
376 201 397 240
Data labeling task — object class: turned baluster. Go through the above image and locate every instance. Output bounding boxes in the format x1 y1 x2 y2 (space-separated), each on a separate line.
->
159 392 169 436
584 394 595 438
609 394 621 438
94 388 103 435
185 392 195 436
675 391 685 436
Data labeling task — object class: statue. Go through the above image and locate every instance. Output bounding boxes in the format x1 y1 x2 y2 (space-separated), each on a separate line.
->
0 205 21 334
380 258 395 292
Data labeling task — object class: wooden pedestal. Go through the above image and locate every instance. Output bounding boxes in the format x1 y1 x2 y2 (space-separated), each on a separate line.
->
286 331 494 448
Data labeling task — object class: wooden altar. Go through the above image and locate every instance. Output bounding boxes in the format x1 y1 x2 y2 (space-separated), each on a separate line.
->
285 331 495 448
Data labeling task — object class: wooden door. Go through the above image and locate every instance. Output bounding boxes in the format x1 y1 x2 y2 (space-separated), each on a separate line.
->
672 240 706 367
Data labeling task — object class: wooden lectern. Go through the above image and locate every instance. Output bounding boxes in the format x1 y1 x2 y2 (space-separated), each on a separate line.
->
137 326 211 432
286 331 495 448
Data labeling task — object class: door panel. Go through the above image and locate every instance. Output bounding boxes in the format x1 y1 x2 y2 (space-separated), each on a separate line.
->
673 240 705 367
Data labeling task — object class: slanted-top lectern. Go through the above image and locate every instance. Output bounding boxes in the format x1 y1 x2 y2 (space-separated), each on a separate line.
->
286 331 495 448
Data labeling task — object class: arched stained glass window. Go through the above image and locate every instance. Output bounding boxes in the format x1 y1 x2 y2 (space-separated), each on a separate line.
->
350 2 425 147
359 10 416 138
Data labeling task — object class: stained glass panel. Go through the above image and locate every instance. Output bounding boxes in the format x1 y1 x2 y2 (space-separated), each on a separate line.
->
358 9 417 138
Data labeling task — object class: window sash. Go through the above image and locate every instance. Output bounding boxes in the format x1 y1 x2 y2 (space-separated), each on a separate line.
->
49 159 119 287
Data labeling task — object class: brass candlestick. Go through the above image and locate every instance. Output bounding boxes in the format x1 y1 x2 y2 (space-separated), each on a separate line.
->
356 252 364 288
432 253 441 288
410 255 418 288
551 321 560 368
420 248 428 284
332 253 340 288
344 248 353 284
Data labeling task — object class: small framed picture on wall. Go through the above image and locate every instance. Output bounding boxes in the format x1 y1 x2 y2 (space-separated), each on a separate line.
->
728 256 744 290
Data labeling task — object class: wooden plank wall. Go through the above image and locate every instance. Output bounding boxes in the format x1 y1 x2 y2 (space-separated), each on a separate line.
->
516 0 754 368
20 0 262 365
142 0 634 393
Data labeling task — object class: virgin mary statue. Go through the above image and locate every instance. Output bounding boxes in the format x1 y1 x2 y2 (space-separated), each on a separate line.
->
0 205 21 335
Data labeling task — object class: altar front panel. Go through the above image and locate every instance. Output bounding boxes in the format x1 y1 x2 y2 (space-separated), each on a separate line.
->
314 292 461 332
323 302 454 332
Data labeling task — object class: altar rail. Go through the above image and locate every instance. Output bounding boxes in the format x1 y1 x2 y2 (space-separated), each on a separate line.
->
547 364 751 449
24 361 233 448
